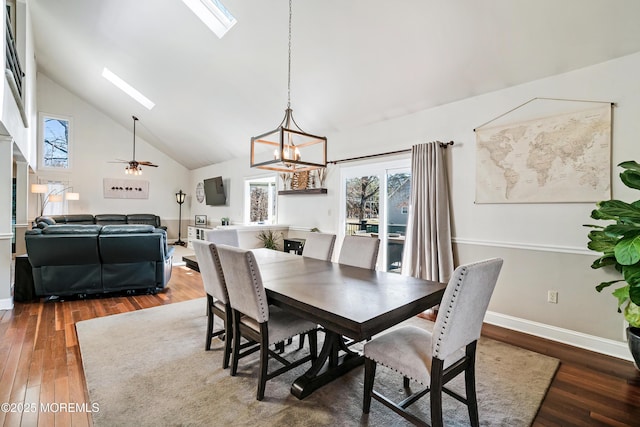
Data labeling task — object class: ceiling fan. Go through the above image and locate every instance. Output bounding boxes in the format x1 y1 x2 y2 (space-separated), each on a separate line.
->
110 115 158 175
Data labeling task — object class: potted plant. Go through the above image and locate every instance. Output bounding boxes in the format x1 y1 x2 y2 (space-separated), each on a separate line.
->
257 229 281 250
586 160 640 368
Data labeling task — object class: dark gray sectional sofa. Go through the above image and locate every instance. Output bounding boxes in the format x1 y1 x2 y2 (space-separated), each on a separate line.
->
25 223 174 298
35 213 166 229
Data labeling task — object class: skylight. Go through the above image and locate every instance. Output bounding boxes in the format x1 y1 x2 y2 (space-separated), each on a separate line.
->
181 0 237 39
102 68 155 110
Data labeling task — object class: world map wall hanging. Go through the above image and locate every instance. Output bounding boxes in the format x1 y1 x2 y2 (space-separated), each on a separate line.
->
474 99 612 203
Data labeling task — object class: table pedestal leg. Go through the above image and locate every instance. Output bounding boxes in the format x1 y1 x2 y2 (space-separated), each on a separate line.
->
291 330 363 399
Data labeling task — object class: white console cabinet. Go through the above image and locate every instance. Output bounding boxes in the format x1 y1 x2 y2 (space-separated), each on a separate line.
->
187 225 212 249
187 224 290 250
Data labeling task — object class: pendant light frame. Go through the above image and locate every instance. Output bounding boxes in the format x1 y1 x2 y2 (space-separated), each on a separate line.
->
250 0 327 173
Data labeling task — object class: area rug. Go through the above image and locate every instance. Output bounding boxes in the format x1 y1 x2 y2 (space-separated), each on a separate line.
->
76 298 559 426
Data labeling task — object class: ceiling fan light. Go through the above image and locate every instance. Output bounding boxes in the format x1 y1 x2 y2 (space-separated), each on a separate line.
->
118 116 158 175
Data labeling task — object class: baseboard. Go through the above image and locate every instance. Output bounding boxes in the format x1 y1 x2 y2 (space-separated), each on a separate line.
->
0 297 14 310
485 311 632 362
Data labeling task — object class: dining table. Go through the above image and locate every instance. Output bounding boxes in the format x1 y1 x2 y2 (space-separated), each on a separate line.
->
244 248 447 399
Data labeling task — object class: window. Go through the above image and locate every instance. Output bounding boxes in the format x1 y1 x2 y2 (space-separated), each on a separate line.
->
244 176 277 224
180 0 237 38
40 114 72 170
341 159 411 273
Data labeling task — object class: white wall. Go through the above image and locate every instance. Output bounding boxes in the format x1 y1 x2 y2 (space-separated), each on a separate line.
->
190 52 640 357
35 74 190 237
1 0 37 309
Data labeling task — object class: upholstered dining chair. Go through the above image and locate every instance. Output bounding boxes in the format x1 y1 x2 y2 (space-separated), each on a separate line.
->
216 245 318 401
192 240 232 369
292 232 337 350
362 258 503 427
205 228 239 247
301 232 336 261
338 235 380 270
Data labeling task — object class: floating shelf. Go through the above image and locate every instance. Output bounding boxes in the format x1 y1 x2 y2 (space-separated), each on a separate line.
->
278 188 328 195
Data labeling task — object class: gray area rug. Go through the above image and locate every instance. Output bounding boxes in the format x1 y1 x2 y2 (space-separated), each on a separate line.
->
76 298 559 426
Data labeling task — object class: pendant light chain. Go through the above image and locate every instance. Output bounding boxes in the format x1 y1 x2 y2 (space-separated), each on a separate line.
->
287 0 292 110
249 0 327 172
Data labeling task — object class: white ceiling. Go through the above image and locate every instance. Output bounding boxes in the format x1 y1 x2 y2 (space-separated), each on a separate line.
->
29 0 640 170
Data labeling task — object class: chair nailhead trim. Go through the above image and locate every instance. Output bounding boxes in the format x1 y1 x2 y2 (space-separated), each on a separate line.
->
433 266 465 357
246 253 268 322
368 357 425 385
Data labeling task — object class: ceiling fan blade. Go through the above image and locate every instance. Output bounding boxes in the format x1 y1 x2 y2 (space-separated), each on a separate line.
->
108 160 129 164
138 161 158 167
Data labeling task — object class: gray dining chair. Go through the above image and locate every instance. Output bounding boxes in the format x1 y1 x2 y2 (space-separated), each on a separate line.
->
362 258 503 427
216 244 318 401
192 240 232 369
292 232 337 349
301 232 336 261
338 235 380 270
205 228 239 247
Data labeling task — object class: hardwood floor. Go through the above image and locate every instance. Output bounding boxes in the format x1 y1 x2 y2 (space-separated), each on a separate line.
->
1 265 640 426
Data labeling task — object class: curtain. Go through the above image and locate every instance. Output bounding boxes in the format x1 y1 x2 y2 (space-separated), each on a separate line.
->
401 142 454 282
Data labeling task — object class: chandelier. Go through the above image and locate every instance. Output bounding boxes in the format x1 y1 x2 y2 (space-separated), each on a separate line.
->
250 0 327 173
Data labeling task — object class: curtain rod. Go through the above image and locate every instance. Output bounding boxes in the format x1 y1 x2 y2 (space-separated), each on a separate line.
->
328 141 453 165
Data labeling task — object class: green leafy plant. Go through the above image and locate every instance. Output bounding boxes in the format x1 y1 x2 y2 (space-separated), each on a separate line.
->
257 229 281 250
586 161 640 327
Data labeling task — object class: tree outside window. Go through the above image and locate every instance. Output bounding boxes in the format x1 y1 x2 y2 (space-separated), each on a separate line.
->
245 176 277 224
42 116 70 169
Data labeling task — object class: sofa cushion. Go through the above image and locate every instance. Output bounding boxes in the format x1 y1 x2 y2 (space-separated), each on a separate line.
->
26 227 102 266
95 214 127 225
60 214 95 224
35 216 57 225
126 214 160 227
49 215 67 223
41 225 103 234
100 224 155 234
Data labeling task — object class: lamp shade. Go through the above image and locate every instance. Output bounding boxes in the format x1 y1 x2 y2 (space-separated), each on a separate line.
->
175 190 186 204
31 184 48 194
48 194 63 203
65 192 80 201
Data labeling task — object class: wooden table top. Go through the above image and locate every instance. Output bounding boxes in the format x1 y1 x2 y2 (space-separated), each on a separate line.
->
251 249 446 341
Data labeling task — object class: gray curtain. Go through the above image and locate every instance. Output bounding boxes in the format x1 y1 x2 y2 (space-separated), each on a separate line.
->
401 141 454 282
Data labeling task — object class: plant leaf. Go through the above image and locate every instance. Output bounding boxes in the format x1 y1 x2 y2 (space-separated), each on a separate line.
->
618 160 640 173
591 256 617 269
614 235 640 265
620 170 640 191
587 230 618 254
624 301 640 327
596 279 622 292
612 284 630 307
604 224 640 238
595 200 640 222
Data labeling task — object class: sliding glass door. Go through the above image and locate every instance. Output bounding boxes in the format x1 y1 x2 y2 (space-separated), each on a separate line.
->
340 159 410 273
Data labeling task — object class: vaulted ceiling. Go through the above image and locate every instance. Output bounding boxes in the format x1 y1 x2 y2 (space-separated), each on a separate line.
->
29 0 640 170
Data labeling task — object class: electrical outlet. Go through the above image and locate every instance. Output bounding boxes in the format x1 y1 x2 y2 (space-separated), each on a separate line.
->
547 290 558 304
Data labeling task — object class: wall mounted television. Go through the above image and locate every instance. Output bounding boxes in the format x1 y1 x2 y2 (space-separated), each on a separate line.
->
203 176 227 206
